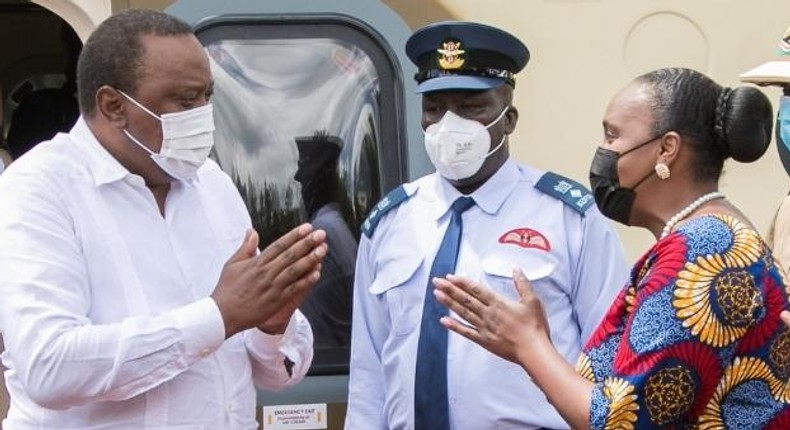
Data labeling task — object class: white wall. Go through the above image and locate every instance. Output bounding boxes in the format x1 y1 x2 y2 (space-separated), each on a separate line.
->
32 0 110 41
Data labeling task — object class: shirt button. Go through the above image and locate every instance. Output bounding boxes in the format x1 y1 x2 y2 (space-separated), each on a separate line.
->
226 403 233 412
200 348 211 358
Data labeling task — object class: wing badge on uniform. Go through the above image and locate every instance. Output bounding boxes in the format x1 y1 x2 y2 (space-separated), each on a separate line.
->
498 228 551 251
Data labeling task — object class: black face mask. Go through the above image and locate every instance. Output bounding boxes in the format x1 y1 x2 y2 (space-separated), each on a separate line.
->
588 136 661 225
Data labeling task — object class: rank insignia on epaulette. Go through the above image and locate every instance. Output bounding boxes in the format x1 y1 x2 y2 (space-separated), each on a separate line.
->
361 185 413 238
535 172 594 214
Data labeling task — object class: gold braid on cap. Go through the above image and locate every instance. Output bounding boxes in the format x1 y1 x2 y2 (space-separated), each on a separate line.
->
414 68 516 85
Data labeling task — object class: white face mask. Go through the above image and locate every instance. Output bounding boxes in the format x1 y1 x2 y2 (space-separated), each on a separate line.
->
423 106 508 181
118 90 215 182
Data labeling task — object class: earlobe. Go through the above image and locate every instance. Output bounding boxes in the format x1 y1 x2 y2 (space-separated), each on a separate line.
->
96 86 127 128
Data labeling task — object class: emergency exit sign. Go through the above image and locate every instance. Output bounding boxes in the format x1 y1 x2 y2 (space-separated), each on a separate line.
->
262 403 328 429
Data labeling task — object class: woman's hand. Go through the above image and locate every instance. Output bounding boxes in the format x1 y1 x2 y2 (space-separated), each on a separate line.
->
433 268 551 364
435 268 594 429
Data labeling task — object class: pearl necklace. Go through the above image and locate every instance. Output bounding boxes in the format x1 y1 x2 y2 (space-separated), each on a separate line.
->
660 191 725 239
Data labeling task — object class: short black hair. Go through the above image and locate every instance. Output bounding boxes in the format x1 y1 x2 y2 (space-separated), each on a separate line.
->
76 9 193 115
636 67 773 182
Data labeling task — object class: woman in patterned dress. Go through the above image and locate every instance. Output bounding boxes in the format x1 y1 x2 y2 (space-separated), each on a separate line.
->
434 67 790 429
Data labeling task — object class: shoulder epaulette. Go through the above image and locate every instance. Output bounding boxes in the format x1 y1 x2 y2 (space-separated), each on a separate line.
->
535 171 594 215
361 185 413 238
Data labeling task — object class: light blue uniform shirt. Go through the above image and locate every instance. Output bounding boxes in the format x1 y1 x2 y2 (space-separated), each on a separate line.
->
345 158 629 430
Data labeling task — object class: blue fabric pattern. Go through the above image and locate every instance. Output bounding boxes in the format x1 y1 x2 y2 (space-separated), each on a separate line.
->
581 215 790 429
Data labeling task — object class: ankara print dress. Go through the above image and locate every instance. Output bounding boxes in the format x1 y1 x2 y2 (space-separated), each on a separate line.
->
578 214 790 429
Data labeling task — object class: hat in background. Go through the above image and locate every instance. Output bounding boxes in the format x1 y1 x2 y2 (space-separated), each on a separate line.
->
405 21 530 93
293 132 342 184
740 24 790 85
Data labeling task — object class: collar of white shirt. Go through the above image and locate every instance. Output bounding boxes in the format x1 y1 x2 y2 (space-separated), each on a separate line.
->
71 117 130 186
431 157 520 220
72 117 200 188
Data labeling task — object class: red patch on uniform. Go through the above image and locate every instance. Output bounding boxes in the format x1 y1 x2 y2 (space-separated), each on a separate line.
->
498 228 551 251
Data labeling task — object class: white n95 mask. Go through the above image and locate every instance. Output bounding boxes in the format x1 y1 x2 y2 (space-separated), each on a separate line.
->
118 90 215 182
423 107 508 181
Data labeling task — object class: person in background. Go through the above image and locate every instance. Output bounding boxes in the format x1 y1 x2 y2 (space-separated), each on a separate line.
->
6 21 82 160
0 9 325 429
741 24 790 269
294 132 357 349
740 24 790 329
345 21 629 430
436 67 790 429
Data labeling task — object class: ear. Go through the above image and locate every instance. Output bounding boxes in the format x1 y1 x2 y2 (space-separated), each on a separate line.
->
504 105 518 134
658 131 681 166
95 86 128 128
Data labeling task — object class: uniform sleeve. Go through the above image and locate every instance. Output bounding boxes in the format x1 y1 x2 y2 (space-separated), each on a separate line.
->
344 236 388 430
0 174 226 410
244 310 314 390
569 207 630 344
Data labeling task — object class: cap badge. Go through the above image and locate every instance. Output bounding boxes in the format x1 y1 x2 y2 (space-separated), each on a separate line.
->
437 40 465 70
781 25 790 55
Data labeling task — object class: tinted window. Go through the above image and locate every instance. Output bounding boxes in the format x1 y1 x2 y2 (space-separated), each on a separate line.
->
196 18 405 374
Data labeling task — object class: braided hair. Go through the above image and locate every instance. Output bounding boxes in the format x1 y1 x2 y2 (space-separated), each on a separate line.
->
636 68 773 182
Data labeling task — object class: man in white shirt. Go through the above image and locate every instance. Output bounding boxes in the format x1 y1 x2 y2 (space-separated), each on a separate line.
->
0 9 325 429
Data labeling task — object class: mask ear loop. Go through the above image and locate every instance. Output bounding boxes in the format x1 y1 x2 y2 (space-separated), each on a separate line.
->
117 89 162 121
122 130 155 155
117 89 161 156
482 106 510 157
484 135 506 157
613 133 666 191
484 106 510 129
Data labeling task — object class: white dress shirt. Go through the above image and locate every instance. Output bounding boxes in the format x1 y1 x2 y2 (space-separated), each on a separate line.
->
345 158 629 430
0 118 313 430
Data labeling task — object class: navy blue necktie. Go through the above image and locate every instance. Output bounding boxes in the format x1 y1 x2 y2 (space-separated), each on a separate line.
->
414 196 475 430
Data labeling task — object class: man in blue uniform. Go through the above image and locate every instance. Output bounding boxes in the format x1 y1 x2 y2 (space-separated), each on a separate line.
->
345 21 630 430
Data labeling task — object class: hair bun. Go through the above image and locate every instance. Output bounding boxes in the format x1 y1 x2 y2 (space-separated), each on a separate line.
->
720 86 773 163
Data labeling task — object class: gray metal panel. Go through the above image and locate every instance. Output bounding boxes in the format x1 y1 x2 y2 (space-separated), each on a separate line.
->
166 0 430 181
258 375 349 405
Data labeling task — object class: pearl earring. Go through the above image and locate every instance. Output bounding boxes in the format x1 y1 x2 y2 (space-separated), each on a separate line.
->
655 162 671 180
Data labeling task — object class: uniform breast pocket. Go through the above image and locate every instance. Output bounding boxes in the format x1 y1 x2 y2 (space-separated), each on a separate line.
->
481 250 558 300
369 254 425 337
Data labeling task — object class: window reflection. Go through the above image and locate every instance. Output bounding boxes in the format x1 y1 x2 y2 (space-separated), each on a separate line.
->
293 132 356 348
204 37 382 367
